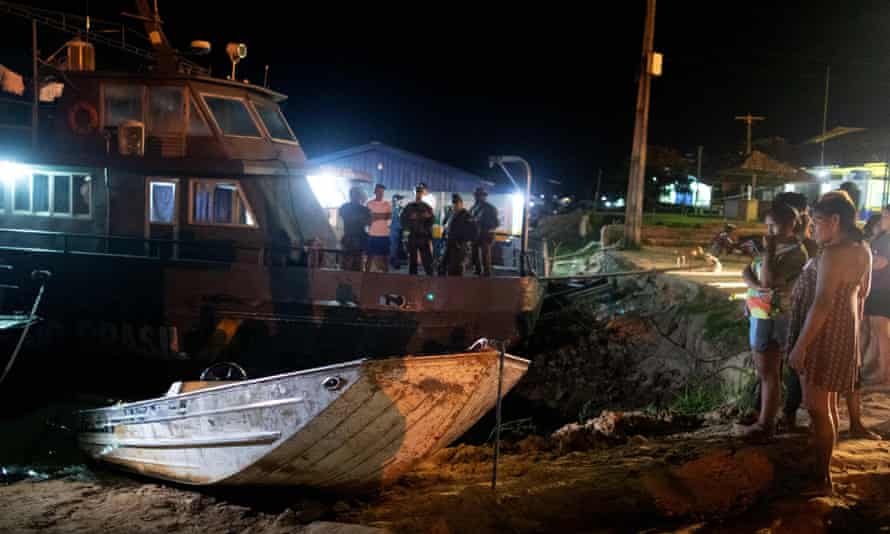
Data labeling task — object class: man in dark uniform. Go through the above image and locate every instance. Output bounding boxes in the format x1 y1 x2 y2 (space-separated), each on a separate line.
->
338 186 371 271
442 194 477 276
399 183 434 275
470 187 499 276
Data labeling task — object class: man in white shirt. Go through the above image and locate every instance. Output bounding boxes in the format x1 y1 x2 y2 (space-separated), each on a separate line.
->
366 183 393 272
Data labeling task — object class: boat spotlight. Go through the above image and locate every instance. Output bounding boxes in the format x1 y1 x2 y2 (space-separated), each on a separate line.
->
226 42 247 80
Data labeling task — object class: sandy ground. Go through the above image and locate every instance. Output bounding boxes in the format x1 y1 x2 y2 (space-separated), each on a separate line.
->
4 393 890 533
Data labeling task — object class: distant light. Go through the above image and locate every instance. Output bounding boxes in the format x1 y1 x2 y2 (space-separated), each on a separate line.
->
616 198 625 207
377 162 384 171
605 201 613 208
600 196 607 201
651 177 657 182
816 169 830 179
529 201 535 207
425 292 435 302
539 194 545 199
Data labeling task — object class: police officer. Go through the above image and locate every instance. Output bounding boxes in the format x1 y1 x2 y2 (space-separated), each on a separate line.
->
443 193 476 276
470 187 499 276
399 183 434 275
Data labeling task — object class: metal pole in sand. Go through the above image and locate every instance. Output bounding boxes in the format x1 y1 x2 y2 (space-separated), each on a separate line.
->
491 340 505 490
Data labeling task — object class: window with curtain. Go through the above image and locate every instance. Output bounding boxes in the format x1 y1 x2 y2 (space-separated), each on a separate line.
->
190 179 256 227
150 181 177 224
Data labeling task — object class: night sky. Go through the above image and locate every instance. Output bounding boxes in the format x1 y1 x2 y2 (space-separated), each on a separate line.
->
4 1 890 197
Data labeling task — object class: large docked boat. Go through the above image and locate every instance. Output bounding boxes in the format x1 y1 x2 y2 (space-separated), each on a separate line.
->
0 2 543 405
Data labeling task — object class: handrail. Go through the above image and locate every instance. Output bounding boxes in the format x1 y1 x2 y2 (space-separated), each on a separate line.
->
0 227 541 276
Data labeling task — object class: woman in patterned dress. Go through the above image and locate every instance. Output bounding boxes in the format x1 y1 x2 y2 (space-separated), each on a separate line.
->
788 192 872 495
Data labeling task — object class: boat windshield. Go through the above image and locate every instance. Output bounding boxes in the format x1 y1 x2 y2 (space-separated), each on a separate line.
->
254 103 296 143
202 95 261 138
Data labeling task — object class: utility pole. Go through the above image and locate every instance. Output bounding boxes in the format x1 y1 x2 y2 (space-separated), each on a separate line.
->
734 113 765 155
820 64 830 166
624 0 658 247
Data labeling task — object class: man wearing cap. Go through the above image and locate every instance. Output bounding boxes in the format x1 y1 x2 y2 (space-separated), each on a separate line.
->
442 193 477 276
470 187 499 276
400 183 435 275
338 186 371 272
365 183 392 272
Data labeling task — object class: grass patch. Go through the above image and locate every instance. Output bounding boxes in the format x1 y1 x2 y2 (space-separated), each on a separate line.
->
643 213 726 229
669 380 729 416
679 294 748 346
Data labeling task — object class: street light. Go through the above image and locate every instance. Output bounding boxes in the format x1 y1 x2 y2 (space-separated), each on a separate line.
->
489 155 532 276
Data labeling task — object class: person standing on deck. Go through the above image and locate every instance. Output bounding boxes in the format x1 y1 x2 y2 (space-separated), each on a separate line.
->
442 194 477 276
389 194 404 270
470 187 499 277
338 186 371 271
366 183 392 272
400 183 434 275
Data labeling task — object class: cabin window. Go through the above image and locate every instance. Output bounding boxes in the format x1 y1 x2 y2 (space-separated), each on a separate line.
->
149 181 177 224
202 95 261 138
188 99 212 137
103 84 144 127
11 172 91 217
189 179 256 227
148 86 185 134
253 103 296 142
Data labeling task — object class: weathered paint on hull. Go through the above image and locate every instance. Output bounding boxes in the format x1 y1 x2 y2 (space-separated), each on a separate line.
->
0 250 541 401
78 351 528 489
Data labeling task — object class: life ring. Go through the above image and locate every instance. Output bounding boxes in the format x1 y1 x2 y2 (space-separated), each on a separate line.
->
68 101 99 135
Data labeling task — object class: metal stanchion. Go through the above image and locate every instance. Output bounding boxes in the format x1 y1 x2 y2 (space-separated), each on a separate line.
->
491 339 505 490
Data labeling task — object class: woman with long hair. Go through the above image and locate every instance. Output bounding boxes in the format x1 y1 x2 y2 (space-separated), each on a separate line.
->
788 191 873 495
740 202 807 439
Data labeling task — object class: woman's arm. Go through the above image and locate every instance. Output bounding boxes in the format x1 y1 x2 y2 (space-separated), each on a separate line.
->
761 235 776 289
742 263 762 291
789 250 844 369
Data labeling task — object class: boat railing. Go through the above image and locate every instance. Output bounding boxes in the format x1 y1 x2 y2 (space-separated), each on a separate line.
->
0 227 544 277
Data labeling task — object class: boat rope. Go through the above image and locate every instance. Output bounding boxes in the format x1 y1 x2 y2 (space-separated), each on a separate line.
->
0 272 48 388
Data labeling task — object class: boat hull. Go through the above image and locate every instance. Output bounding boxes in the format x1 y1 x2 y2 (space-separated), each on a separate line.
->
0 249 541 403
78 350 529 489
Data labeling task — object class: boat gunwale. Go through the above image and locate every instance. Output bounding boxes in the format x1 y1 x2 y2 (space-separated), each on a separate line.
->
79 352 529 415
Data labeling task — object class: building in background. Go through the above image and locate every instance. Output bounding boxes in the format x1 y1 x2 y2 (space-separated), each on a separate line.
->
307 142 526 240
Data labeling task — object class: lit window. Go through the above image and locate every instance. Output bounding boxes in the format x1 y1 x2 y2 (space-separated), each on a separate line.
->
254 102 296 142
189 179 256 227
11 172 91 217
149 181 177 224
202 95 261 137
